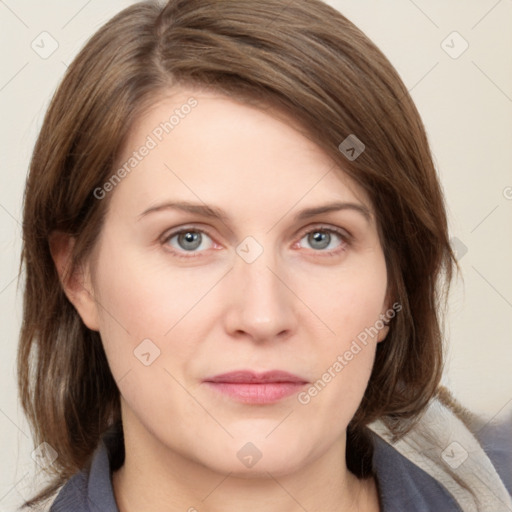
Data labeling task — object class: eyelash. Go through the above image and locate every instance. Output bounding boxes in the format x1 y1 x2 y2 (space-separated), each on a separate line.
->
161 224 351 259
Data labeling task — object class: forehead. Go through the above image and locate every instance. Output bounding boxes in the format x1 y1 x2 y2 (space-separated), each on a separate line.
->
108 87 372 218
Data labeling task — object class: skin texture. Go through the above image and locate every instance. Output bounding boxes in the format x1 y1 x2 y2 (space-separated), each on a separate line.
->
52 87 389 512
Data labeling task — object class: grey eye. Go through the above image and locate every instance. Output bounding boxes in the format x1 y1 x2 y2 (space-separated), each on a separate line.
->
307 231 331 250
298 229 345 252
164 228 215 255
177 231 202 250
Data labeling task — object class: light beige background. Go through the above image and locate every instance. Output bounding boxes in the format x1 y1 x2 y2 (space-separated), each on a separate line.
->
1 0 511 509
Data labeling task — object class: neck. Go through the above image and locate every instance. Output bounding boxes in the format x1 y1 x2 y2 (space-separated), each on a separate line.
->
112 408 380 512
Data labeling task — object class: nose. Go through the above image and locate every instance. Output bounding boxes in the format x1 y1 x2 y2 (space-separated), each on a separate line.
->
222 249 297 343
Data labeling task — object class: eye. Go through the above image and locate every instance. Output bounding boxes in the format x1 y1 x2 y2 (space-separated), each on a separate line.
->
297 227 348 253
163 228 215 254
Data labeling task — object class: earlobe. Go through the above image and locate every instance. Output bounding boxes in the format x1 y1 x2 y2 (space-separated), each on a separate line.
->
377 298 392 343
377 324 390 342
48 231 100 331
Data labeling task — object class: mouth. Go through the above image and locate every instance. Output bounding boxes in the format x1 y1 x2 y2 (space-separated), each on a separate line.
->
203 370 309 404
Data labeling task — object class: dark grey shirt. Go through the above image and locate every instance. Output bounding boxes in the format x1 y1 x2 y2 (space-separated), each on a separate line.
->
49 422 511 512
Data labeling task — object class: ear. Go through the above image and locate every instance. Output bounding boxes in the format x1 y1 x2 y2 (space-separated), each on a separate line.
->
48 231 100 331
377 320 390 343
376 295 393 343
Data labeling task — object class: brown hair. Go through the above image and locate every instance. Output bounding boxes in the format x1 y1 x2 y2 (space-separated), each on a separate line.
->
18 0 455 507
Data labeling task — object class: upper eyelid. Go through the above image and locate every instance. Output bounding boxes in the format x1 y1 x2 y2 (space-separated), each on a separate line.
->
296 223 351 238
161 224 214 240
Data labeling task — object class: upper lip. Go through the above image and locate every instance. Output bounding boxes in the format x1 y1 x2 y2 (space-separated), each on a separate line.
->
204 370 308 384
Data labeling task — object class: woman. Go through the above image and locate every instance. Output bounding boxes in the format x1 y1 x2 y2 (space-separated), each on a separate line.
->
17 0 512 510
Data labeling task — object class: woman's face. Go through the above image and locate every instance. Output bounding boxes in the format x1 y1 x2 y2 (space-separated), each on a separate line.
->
81 87 390 476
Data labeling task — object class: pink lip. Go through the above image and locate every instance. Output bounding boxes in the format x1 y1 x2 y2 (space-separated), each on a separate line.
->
203 370 309 404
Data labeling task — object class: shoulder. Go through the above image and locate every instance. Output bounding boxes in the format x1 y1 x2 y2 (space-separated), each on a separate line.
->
46 422 123 512
472 409 512 496
368 388 512 511
370 432 463 511
47 472 89 511
437 386 512 495
47 433 121 512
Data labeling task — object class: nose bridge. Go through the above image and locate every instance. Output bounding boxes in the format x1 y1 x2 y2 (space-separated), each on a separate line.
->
225 240 295 340
239 251 279 303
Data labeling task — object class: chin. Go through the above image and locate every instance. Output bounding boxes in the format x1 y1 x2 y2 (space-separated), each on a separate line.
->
190 436 314 478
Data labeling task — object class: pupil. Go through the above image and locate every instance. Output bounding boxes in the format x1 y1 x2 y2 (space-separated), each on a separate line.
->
309 231 330 250
179 231 201 250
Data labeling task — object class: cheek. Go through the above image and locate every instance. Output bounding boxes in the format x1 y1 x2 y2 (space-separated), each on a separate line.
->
90 246 211 433
90 241 202 381
298 255 387 344
92 235 222 337
292 254 387 414
295 286 382 432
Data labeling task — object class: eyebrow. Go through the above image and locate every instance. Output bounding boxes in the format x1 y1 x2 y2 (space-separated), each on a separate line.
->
137 200 371 224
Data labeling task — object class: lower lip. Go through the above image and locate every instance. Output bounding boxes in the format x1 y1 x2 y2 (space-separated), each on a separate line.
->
204 382 307 404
